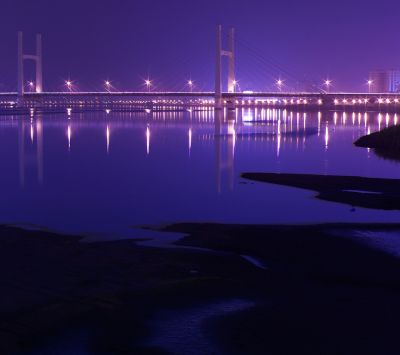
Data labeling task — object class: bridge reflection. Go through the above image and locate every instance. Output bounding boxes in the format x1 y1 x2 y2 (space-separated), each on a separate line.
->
12 108 399 190
18 116 44 187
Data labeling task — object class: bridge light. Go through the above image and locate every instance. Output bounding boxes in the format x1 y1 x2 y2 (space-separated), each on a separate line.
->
276 79 283 91
367 80 373 93
187 80 194 93
27 81 35 92
364 98 369 104
386 98 391 104
343 99 347 104
318 99 323 105
324 79 332 92
334 99 339 105
352 99 356 104
395 98 399 103
378 98 383 104
65 80 73 92
145 79 152 92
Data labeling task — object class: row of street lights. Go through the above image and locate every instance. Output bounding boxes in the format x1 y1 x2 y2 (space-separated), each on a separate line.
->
61 79 194 92
322 79 374 93
275 79 375 93
24 78 376 93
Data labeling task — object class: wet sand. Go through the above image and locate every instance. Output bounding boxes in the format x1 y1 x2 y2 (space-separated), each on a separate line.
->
0 225 255 354
2 223 400 354
165 222 400 355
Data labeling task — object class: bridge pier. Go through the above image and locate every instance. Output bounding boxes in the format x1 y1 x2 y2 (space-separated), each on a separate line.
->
215 25 235 109
227 28 235 94
17 32 24 101
17 31 43 105
215 26 222 109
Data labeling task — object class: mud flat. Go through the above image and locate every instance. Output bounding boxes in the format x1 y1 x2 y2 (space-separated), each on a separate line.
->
2 222 400 354
242 172 400 210
163 222 400 355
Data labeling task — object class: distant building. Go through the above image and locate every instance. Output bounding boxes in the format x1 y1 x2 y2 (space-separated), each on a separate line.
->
369 70 400 93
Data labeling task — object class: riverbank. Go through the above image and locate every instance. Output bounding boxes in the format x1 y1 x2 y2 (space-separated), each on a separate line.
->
163 222 400 355
355 125 400 161
0 225 256 354
2 223 400 354
242 172 400 210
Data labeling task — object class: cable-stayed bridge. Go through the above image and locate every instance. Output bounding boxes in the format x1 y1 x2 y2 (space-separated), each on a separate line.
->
2 27 400 113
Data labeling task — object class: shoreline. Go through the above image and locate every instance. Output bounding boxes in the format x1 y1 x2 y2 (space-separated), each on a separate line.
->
242 172 400 210
1 222 400 354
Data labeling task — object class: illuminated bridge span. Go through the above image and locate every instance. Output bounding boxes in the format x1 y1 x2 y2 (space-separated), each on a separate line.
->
2 92 400 113
3 27 400 114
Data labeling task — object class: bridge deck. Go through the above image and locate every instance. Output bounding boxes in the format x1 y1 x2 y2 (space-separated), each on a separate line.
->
1 92 400 112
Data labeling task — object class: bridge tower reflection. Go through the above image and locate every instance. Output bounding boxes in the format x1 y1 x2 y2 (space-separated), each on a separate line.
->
215 109 235 192
18 119 25 187
36 115 44 184
18 116 44 187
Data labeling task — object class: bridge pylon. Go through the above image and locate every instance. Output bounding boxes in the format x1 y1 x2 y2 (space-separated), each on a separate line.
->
17 32 43 102
215 25 235 109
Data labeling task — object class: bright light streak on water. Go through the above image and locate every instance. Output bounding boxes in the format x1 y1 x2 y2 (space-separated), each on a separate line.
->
106 125 110 153
146 124 150 155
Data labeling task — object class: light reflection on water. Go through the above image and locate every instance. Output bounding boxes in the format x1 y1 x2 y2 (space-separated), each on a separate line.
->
0 108 400 239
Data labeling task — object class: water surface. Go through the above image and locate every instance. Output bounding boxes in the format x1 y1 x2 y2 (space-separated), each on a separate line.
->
1 108 399 240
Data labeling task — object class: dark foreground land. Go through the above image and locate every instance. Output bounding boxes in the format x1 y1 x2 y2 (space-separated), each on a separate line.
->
2 222 400 354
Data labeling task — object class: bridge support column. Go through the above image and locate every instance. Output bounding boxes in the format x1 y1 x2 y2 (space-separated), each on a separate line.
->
215 25 222 109
17 32 24 101
215 25 235 109
227 28 235 93
36 34 43 93
17 31 44 105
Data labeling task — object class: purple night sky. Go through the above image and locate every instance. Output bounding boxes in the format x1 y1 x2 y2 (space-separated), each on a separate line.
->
1 0 399 92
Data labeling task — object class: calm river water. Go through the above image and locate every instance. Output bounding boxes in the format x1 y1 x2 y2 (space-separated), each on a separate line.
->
0 108 399 240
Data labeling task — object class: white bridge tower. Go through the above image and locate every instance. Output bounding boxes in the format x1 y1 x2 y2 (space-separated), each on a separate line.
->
215 25 235 109
17 31 43 99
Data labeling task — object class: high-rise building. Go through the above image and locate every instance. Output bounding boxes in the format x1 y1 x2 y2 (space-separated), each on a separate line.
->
369 70 400 93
